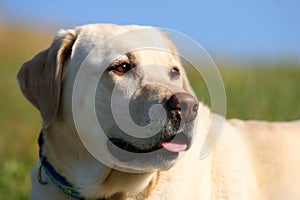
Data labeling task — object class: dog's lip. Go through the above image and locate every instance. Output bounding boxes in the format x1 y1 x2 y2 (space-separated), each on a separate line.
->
109 135 176 153
107 133 191 163
108 133 189 154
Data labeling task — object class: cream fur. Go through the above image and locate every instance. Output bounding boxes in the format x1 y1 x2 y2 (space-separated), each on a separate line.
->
17 24 300 200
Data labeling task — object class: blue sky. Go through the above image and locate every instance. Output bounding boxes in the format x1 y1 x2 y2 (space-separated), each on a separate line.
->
3 0 300 60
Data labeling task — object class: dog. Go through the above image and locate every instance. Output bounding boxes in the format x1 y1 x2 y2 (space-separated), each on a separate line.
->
17 23 300 200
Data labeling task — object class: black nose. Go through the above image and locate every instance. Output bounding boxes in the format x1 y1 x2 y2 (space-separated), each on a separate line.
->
167 93 199 122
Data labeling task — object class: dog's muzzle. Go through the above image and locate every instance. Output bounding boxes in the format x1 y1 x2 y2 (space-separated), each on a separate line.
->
108 91 199 155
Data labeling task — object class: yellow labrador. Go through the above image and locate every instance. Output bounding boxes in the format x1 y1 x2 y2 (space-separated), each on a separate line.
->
17 24 300 200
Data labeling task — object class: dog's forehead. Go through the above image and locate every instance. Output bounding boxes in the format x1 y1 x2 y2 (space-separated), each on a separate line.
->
75 24 173 54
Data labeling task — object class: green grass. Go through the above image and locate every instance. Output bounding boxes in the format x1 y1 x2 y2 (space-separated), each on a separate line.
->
0 26 50 199
0 26 300 199
186 65 300 121
0 61 41 199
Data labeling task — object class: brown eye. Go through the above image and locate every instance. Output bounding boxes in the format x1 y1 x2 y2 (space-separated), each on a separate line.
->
170 67 180 79
110 62 132 75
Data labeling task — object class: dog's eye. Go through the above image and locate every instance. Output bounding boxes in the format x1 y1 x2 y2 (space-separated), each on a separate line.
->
110 62 132 75
170 67 180 79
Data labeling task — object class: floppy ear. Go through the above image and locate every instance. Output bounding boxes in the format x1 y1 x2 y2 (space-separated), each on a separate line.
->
160 31 196 95
167 41 195 95
182 70 196 95
17 29 77 128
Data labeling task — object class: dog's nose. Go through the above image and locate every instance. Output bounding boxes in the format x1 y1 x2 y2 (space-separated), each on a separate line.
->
167 93 199 122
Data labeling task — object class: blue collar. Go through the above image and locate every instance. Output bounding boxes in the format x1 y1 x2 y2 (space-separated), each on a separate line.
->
38 131 105 200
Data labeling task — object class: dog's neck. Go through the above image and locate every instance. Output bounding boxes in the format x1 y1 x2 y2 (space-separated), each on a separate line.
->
42 122 158 199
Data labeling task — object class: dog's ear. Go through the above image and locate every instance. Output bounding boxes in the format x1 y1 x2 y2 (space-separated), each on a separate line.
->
182 70 195 95
17 29 77 128
166 41 195 95
159 30 196 95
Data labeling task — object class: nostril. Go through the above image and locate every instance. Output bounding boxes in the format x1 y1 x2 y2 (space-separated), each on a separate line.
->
192 103 199 112
168 95 181 111
174 110 182 120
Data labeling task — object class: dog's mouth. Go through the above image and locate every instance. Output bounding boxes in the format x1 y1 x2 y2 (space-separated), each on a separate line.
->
109 133 189 154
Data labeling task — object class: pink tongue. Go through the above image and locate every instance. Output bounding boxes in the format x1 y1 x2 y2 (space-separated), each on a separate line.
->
161 142 187 152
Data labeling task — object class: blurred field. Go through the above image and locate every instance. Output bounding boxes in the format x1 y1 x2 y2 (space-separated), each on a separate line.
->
187 63 300 121
0 25 300 199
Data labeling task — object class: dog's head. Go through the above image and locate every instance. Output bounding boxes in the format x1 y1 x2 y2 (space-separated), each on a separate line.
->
17 24 199 172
